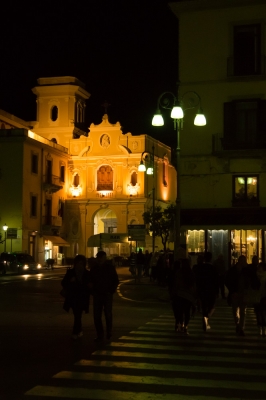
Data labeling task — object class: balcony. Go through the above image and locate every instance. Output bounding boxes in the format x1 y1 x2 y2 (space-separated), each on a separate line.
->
227 55 266 78
212 134 266 155
43 175 63 193
42 215 62 228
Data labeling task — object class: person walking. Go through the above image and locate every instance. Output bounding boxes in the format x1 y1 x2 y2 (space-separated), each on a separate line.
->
213 254 226 299
254 263 266 336
61 254 91 340
196 251 219 332
128 251 136 278
168 258 196 335
136 248 145 283
90 251 119 342
225 255 249 336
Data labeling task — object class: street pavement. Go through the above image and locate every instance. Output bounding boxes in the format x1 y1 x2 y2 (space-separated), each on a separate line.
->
24 268 266 400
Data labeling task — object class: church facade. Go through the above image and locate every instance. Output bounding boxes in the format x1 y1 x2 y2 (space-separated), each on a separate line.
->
0 77 176 264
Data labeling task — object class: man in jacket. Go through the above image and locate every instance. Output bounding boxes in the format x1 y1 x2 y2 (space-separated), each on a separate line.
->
225 255 249 336
90 251 119 342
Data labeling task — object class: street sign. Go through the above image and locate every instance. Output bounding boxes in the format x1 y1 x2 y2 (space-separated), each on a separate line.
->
7 228 17 239
128 224 146 241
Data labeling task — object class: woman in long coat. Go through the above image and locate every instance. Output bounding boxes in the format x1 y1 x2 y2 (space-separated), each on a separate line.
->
61 254 91 339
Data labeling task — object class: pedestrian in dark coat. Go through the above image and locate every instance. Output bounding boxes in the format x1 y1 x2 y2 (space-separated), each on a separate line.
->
61 254 91 339
225 255 250 336
168 259 196 335
196 251 219 332
136 248 145 283
90 251 119 342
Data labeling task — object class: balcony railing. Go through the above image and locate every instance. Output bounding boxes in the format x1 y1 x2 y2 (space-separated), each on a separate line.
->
212 134 266 153
43 175 63 193
227 55 266 77
42 215 62 227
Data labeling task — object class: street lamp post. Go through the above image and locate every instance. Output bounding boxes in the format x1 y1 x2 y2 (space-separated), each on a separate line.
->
3 223 8 252
152 84 206 261
138 145 155 254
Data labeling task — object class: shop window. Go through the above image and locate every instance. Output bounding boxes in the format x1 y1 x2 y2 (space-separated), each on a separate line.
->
131 171 137 186
223 99 266 149
233 24 262 76
233 176 259 206
31 153 38 174
187 230 205 253
30 195 37 217
97 165 113 191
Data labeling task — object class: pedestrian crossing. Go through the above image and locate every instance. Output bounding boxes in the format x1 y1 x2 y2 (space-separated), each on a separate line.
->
25 307 266 399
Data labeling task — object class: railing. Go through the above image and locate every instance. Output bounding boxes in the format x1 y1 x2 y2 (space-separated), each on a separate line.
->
43 174 62 185
227 55 266 77
212 134 266 153
96 191 114 198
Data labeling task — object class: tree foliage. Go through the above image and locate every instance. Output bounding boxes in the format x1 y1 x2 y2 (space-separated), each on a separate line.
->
142 203 176 253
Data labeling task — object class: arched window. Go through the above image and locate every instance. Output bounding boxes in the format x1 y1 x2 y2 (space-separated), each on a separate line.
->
131 171 137 186
97 165 113 191
73 173 80 187
51 105 58 121
163 159 168 187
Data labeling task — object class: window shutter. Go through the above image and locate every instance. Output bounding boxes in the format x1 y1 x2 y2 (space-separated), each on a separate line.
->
257 100 266 145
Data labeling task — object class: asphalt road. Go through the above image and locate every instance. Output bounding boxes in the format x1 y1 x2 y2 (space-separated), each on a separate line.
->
0 267 169 399
1 267 266 400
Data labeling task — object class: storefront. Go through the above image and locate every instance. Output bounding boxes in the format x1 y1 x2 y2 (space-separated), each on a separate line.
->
43 235 70 265
182 207 266 269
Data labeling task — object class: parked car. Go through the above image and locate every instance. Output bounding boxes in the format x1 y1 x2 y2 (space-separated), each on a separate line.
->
0 252 42 275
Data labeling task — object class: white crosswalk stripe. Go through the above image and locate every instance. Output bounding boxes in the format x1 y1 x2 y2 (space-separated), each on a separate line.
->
25 306 266 399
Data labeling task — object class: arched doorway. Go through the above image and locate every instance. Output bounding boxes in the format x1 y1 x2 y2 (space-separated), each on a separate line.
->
93 208 119 257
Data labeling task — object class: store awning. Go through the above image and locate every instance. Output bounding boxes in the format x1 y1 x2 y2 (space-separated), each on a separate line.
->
43 235 70 247
87 233 128 247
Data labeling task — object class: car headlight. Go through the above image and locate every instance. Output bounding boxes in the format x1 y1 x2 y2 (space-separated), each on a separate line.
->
23 265 29 270
37 264 42 269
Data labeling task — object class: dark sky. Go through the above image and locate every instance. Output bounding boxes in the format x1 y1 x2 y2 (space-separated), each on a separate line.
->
0 0 179 146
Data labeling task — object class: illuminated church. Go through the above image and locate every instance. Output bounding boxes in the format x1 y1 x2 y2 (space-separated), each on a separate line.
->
0 77 176 264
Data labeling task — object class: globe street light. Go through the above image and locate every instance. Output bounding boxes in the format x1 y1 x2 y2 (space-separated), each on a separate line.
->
138 145 155 254
152 84 206 260
3 223 8 252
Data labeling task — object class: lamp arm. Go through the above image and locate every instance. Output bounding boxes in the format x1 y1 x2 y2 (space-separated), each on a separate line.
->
180 90 202 111
157 91 177 111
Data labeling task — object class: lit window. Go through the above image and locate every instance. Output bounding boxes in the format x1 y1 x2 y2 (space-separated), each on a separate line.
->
97 165 113 191
233 176 259 206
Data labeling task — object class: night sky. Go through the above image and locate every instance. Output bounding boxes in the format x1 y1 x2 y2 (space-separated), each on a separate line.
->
0 0 179 146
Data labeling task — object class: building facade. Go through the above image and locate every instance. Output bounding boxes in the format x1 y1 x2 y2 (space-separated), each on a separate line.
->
170 0 266 267
0 77 176 264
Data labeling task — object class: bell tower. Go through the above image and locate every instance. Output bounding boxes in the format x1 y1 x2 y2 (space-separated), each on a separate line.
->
31 76 90 148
